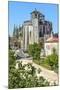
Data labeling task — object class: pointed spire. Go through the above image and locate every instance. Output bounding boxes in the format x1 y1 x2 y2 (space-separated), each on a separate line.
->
35 8 37 11
13 24 16 37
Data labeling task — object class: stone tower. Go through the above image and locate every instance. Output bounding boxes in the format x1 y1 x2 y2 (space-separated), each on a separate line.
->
22 9 52 50
31 9 40 43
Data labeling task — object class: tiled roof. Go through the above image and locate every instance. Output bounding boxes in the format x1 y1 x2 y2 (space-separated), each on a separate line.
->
46 36 58 42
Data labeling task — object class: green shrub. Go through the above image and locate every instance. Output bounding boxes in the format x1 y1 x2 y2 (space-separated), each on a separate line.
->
9 60 49 88
45 48 58 72
28 43 41 60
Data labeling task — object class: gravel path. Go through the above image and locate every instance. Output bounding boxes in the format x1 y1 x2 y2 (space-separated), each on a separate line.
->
32 62 58 85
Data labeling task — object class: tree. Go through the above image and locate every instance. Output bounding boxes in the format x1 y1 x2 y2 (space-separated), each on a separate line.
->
46 48 58 72
8 50 49 88
28 43 41 60
39 41 44 49
9 50 16 66
8 61 49 89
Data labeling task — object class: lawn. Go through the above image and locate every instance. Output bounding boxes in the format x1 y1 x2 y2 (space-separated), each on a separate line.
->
33 58 58 73
33 59 52 70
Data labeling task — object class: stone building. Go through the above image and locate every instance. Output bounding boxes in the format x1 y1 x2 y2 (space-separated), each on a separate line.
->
22 9 52 50
44 33 58 56
23 9 52 50
10 24 23 49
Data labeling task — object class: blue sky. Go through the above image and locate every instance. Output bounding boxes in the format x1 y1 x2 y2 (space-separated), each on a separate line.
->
8 1 58 36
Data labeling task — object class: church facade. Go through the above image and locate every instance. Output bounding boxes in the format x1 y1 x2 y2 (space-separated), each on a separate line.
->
22 9 52 50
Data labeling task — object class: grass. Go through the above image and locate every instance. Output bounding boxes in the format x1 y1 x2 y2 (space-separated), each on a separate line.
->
33 59 51 70
33 59 58 73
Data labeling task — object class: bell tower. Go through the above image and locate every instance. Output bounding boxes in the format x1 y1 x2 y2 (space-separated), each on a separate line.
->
31 9 40 43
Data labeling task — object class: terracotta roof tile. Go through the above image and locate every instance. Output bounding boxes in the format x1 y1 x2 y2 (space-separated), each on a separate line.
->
46 36 58 42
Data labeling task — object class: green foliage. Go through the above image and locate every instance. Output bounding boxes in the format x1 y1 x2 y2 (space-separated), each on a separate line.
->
45 48 58 73
9 62 49 88
33 48 58 73
39 41 44 49
46 54 58 68
37 68 41 74
37 76 49 87
9 50 16 66
28 43 41 60
9 50 49 88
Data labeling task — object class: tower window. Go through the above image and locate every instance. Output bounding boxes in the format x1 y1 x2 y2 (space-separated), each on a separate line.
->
35 13 37 18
